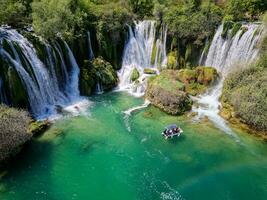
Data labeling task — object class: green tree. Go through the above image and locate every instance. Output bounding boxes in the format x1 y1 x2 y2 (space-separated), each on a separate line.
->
31 0 77 39
128 0 154 18
0 0 29 26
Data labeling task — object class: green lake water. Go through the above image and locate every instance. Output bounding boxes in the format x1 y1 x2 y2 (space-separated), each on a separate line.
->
1 92 267 200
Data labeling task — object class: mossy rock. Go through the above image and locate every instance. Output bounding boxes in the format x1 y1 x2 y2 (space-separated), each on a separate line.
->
29 120 51 136
144 68 157 75
196 66 218 86
130 68 140 82
146 70 192 115
79 57 118 95
92 57 118 91
177 69 198 84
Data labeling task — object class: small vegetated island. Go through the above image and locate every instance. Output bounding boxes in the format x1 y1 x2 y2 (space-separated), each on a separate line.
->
0 0 267 199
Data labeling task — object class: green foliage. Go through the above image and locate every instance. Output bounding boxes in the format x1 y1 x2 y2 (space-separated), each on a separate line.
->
128 0 154 18
79 57 118 95
222 65 267 131
177 66 218 95
79 0 133 68
0 0 29 27
163 1 223 46
0 105 32 163
224 0 267 21
31 0 79 39
167 51 178 69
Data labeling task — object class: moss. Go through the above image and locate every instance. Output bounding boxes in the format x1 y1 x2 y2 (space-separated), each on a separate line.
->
196 66 218 85
149 70 185 93
130 68 140 82
177 69 197 84
79 57 118 95
222 21 234 38
144 68 157 74
151 41 157 65
230 22 242 38
167 51 178 69
176 66 218 95
29 120 51 136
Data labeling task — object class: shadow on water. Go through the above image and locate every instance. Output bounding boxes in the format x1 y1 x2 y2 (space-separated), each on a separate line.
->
0 139 57 200
166 135 186 145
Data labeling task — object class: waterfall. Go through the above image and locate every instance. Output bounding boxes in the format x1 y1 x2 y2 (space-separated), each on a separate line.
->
118 20 167 96
87 31 94 60
0 28 84 119
193 23 265 134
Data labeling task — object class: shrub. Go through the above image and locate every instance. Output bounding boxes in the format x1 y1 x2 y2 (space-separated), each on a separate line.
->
222 59 267 131
0 105 32 163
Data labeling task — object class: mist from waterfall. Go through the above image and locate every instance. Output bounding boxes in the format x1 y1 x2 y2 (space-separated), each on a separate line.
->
194 23 265 134
0 28 85 119
118 20 167 96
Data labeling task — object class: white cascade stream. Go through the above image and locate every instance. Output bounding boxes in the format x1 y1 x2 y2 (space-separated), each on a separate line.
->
118 20 167 97
87 31 94 60
193 23 265 135
0 28 88 119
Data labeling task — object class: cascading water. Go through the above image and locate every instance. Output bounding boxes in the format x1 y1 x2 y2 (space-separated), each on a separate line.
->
87 31 94 60
118 20 167 96
194 23 265 134
0 28 86 119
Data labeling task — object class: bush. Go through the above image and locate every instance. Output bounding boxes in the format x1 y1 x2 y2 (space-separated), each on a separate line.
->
222 60 267 131
0 105 32 163
225 0 267 21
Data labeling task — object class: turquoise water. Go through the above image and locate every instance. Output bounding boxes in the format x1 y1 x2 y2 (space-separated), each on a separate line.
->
1 92 267 200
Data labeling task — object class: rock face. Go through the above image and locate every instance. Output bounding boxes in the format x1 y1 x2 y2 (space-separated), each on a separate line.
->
79 57 118 95
146 70 192 115
0 105 32 163
146 67 218 115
